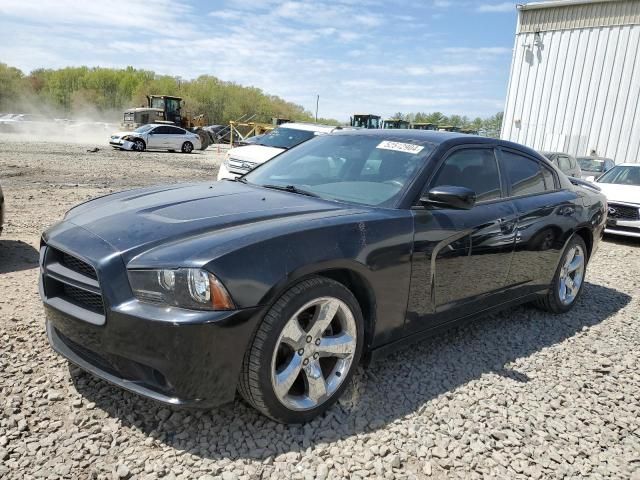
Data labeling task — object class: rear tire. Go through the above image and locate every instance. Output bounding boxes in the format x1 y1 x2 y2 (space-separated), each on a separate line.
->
534 235 587 313
181 141 193 154
239 276 364 423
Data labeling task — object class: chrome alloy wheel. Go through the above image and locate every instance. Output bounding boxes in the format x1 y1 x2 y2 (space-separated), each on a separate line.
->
271 297 357 411
558 244 585 305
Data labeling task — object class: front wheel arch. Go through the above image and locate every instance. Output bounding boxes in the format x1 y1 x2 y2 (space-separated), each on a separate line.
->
258 263 377 351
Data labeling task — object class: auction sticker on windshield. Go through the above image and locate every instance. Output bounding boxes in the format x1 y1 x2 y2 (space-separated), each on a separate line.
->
376 140 424 154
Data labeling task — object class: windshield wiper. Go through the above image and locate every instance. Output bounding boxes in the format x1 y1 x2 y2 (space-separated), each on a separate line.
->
260 184 320 198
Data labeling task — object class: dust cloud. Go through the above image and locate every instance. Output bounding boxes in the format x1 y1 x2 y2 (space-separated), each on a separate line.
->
0 100 125 146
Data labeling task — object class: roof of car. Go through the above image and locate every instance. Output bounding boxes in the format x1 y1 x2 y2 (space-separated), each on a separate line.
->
279 122 338 133
332 129 547 158
617 163 640 167
334 128 473 143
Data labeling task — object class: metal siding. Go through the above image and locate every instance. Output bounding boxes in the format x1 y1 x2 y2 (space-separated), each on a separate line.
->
519 0 640 33
502 17 640 163
622 35 640 162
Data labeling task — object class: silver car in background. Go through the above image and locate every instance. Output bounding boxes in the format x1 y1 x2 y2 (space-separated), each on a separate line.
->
577 156 615 180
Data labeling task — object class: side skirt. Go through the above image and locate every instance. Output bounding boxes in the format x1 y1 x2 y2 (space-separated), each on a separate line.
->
365 291 547 364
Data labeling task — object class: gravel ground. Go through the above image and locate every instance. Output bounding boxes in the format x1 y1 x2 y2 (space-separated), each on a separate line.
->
1 134 639 480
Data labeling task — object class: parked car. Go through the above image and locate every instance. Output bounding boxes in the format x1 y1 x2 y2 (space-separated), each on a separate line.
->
217 123 338 180
540 152 581 178
591 163 640 238
237 133 266 146
0 182 4 236
109 124 202 153
40 131 606 423
577 156 615 180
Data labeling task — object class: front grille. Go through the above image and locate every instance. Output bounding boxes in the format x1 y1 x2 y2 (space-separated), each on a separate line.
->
62 284 104 314
42 245 105 323
61 252 98 280
228 158 257 172
608 203 640 220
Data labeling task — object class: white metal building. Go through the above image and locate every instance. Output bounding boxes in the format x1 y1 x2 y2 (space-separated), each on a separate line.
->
501 0 640 163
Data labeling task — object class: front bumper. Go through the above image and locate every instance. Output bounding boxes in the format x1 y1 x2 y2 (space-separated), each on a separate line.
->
40 225 262 408
217 163 242 181
605 219 640 238
45 302 261 407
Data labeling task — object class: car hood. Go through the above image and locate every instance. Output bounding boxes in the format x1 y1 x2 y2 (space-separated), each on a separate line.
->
60 181 359 261
111 131 137 138
596 183 640 205
227 145 285 164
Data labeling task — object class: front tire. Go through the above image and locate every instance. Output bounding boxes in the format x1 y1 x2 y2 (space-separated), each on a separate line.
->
181 141 193 153
239 277 364 423
534 235 587 313
132 139 145 151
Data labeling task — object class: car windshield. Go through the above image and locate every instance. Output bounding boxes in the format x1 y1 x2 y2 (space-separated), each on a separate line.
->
256 128 318 149
243 134 435 207
134 124 155 133
577 157 604 172
597 166 640 186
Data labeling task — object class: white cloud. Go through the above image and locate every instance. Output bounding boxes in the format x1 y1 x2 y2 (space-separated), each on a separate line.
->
406 64 484 76
477 2 515 13
443 47 512 55
0 0 196 36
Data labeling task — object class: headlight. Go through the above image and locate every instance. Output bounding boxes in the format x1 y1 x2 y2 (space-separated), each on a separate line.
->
223 153 232 168
128 268 235 310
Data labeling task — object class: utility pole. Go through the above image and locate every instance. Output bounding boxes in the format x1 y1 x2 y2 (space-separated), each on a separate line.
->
315 95 319 122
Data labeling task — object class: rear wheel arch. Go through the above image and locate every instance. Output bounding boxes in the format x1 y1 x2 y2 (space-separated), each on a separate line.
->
574 227 593 260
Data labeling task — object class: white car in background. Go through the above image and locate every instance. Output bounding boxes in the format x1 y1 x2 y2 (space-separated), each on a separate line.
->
109 124 201 153
217 123 339 180
593 163 640 238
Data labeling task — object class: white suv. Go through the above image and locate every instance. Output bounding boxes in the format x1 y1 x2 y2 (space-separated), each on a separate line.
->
217 123 338 180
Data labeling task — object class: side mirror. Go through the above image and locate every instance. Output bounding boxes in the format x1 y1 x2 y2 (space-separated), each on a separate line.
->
420 185 476 210
585 175 595 182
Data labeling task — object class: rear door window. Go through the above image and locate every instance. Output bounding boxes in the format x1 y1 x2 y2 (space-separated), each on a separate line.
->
501 150 547 196
431 148 502 202
167 126 185 135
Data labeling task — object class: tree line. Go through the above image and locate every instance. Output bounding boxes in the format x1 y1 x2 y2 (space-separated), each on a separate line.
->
0 63 503 136
390 111 504 138
0 63 337 125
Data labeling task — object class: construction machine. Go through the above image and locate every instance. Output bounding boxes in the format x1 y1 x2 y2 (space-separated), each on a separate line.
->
350 114 381 129
411 122 437 130
121 95 211 150
382 118 410 129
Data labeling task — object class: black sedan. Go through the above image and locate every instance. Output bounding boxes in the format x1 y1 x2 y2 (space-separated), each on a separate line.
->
39 131 606 423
